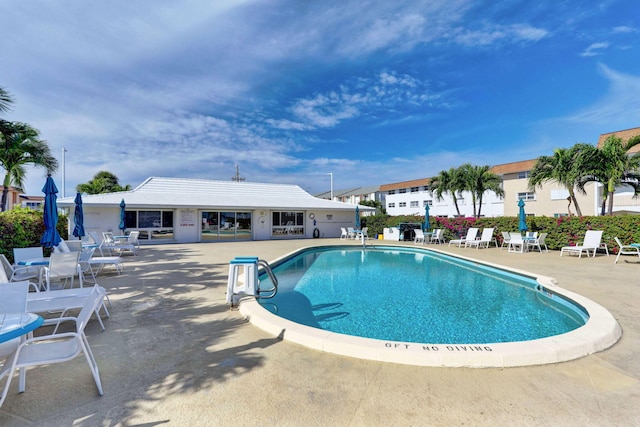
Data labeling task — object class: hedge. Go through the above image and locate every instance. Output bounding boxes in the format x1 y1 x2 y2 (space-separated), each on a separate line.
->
0 208 69 263
361 214 640 253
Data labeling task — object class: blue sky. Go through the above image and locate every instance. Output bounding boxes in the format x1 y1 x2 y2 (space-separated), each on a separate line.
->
1 0 639 197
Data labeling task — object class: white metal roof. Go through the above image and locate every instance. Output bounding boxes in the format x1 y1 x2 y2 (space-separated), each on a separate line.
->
57 177 374 211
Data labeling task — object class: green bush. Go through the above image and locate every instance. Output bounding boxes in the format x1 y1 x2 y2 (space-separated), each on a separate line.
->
362 213 640 253
0 208 68 263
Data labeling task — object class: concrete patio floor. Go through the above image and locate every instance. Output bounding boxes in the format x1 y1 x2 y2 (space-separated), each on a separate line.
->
0 238 638 426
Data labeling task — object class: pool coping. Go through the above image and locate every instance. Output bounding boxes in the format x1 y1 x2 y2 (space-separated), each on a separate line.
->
238 244 622 368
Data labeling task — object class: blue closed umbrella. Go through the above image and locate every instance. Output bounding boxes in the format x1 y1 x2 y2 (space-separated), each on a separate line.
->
40 175 62 248
119 199 126 232
518 199 528 233
423 204 431 231
72 192 85 239
355 206 361 229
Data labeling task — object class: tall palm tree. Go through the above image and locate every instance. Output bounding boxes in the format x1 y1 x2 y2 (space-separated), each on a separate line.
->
579 135 640 215
0 86 13 114
0 121 58 211
430 167 464 216
528 144 592 216
459 163 504 218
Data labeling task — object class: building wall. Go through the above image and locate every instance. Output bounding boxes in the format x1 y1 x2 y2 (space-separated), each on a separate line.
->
386 188 503 217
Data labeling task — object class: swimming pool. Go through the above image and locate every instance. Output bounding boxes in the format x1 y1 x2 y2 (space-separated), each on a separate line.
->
239 245 621 367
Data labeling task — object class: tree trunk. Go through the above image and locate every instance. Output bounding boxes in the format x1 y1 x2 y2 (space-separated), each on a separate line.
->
0 187 7 212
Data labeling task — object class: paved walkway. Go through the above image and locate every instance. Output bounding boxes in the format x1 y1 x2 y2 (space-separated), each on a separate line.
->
0 239 638 426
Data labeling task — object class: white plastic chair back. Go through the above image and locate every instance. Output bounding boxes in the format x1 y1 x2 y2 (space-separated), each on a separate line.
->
583 230 603 248
13 247 44 264
0 281 29 313
128 231 140 248
66 241 83 252
479 228 494 242
46 252 82 290
0 258 10 283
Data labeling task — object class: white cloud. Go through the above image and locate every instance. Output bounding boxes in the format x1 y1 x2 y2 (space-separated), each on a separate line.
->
579 42 610 57
612 26 637 33
563 64 640 126
454 23 549 47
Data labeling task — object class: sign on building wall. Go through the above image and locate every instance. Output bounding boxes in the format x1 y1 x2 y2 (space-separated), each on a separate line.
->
180 209 196 227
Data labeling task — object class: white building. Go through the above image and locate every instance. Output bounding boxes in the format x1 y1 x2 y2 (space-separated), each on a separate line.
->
381 178 504 218
57 177 373 244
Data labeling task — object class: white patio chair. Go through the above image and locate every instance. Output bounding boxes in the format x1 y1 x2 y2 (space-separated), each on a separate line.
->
500 231 511 249
508 232 525 253
44 252 82 291
414 229 425 244
526 232 549 253
0 255 41 284
13 247 44 266
340 228 348 240
614 237 640 264
429 229 444 244
347 227 356 239
127 231 141 250
112 231 137 256
0 287 105 408
100 232 116 255
448 227 478 247
360 227 368 240
560 230 604 258
466 228 494 249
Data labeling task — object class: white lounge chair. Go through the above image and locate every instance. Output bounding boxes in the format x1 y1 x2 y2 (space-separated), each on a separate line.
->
613 237 640 264
560 230 604 258
448 227 478 247
27 285 110 331
0 287 105 408
466 228 494 249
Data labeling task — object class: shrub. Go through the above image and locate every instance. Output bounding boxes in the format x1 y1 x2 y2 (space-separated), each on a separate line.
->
0 208 68 263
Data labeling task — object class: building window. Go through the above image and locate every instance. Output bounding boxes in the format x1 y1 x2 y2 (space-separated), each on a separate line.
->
423 200 433 207
388 203 395 208
399 202 407 207
388 190 395 195
399 188 406 194
410 201 419 207
271 211 304 237
410 187 419 193
518 171 530 179
201 211 252 241
517 192 536 201
124 210 175 241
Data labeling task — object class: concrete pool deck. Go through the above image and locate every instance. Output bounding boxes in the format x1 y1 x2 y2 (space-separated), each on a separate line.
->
1 238 638 426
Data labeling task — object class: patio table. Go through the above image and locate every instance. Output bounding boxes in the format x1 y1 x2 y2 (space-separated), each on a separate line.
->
0 313 43 343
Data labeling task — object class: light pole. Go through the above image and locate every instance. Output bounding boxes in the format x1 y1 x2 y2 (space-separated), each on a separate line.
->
61 148 68 198
328 172 333 200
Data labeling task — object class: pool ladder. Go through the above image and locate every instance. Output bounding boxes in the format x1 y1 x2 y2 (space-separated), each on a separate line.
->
226 257 278 308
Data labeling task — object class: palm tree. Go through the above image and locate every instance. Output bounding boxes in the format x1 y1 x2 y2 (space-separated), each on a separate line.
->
459 163 504 218
76 171 131 194
430 167 464 216
578 135 640 215
0 86 13 114
0 121 58 211
528 144 592 216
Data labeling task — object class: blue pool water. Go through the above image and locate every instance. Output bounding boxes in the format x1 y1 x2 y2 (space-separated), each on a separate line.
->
258 246 587 344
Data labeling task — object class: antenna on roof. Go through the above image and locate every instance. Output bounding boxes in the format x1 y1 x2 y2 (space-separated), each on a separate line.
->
231 163 245 182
